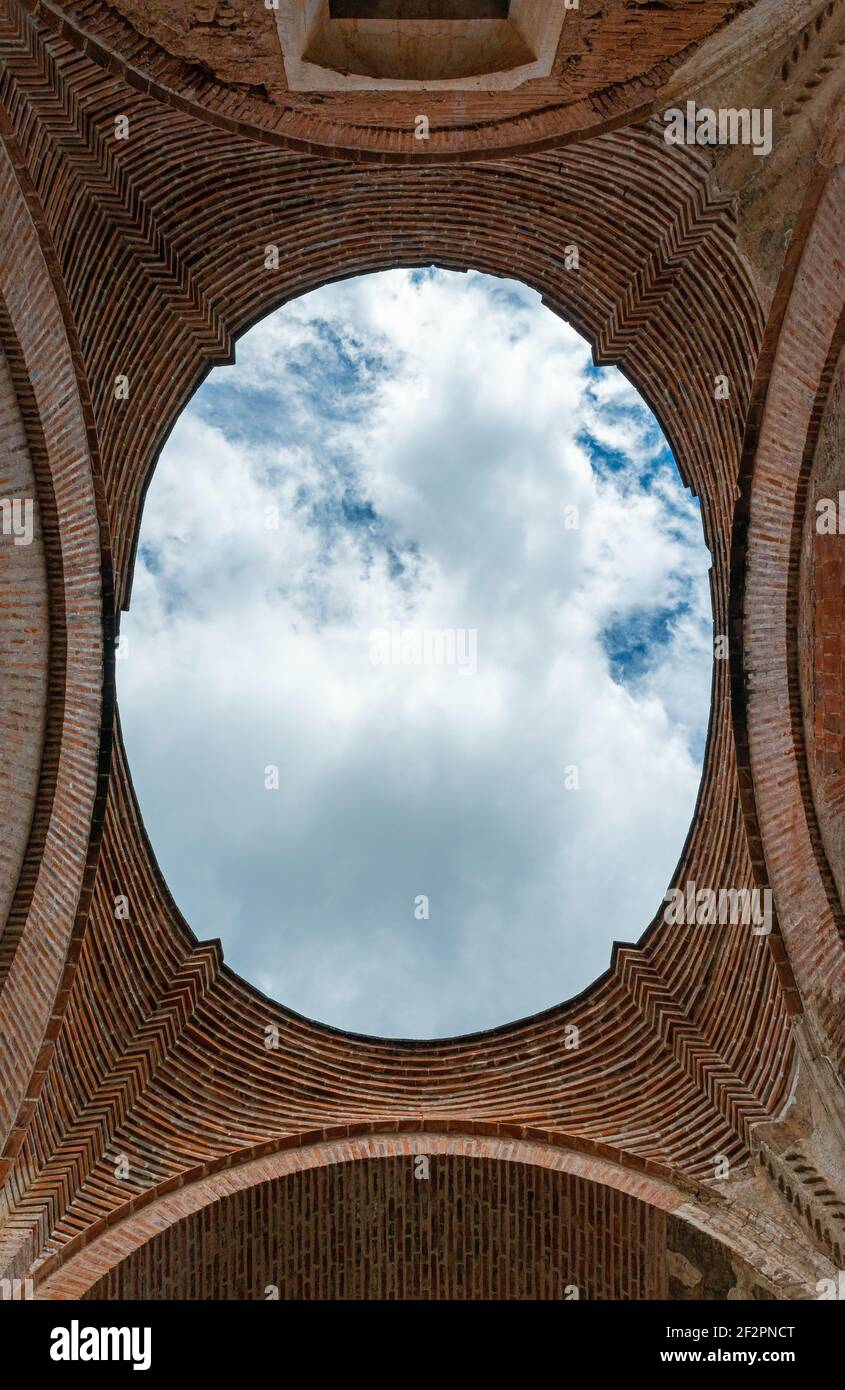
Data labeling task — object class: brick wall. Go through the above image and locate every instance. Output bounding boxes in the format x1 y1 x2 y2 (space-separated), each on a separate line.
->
81 1157 669 1301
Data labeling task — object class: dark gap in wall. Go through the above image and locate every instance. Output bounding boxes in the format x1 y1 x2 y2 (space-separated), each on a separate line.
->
330 2 511 19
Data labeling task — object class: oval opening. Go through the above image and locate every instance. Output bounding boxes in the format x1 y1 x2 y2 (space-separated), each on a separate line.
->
119 268 712 1039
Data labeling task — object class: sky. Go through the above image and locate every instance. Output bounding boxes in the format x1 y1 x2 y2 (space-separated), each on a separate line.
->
119 267 713 1039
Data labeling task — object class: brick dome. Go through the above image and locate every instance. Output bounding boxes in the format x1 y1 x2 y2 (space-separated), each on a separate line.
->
0 0 844 1301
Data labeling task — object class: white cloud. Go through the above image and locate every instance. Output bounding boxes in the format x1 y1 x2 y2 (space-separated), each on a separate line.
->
120 269 711 1038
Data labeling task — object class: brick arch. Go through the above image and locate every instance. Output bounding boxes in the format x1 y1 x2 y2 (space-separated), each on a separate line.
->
733 151 845 1084
16 0 767 163
30 1124 813 1300
0 317 50 957
0 126 113 1179
26 0 835 164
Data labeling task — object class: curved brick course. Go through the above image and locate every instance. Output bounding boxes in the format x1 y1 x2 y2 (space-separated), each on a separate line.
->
0 119 111 1181
0 340 48 945
32 1127 826 1300
29 0 756 161
734 161 845 1074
